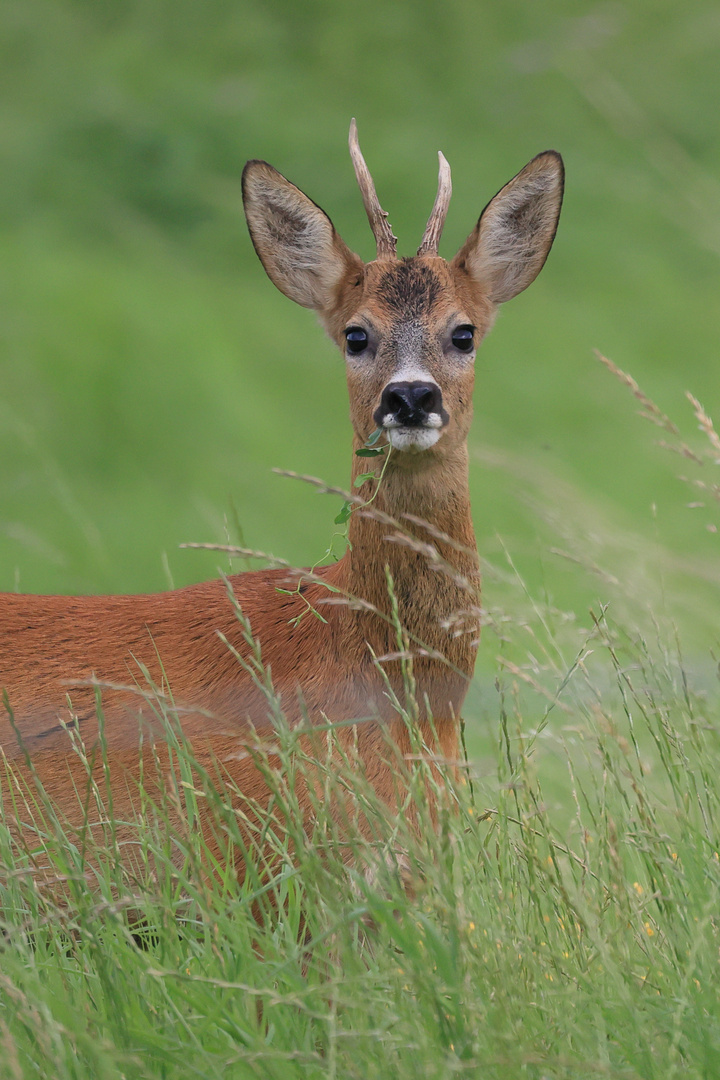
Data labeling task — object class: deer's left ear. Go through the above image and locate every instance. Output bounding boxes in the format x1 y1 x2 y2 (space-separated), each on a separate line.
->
452 151 564 304
242 160 363 312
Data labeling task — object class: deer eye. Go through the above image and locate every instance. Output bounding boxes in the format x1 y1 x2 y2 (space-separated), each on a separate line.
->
451 325 475 352
345 327 369 355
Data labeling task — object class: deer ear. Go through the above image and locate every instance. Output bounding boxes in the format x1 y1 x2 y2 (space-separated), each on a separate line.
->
452 151 564 304
242 160 363 312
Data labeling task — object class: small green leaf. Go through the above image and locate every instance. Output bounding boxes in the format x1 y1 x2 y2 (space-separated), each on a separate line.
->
365 427 384 446
354 471 376 487
355 446 385 458
334 501 352 524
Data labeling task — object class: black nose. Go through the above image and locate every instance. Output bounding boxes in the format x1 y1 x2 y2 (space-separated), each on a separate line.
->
374 381 444 427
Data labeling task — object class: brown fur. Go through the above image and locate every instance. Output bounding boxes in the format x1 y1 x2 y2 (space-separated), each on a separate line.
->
0 142 563 878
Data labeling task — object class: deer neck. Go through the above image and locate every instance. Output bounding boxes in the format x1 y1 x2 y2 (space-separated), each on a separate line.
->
333 439 480 669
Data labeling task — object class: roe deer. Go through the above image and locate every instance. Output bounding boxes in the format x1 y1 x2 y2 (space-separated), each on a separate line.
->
0 122 563 872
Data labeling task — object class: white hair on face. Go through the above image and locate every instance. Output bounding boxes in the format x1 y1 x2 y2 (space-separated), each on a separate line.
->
392 364 438 384
387 427 442 452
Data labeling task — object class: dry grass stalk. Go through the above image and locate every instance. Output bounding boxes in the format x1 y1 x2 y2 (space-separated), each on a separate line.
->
495 657 574 715
595 351 679 434
686 392 720 458
655 440 704 465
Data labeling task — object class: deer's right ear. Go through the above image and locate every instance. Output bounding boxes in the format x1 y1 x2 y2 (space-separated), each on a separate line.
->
242 160 363 312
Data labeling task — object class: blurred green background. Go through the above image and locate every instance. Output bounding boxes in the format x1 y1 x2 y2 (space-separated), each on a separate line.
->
1 0 719 648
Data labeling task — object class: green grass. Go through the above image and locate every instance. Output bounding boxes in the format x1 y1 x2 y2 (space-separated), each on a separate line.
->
2 380 720 1078
3 545 720 1079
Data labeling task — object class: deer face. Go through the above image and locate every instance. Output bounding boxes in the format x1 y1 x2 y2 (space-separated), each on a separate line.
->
334 257 494 457
242 124 563 462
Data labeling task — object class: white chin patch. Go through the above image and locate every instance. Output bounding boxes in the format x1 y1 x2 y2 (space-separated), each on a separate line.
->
387 427 442 452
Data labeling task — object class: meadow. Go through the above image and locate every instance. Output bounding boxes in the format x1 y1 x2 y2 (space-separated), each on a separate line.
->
3 496 720 1079
2 0 720 1075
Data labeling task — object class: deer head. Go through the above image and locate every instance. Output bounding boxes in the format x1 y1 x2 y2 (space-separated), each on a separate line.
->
242 122 563 464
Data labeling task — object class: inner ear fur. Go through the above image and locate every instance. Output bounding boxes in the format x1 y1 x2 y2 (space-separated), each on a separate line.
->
452 151 564 305
242 160 363 312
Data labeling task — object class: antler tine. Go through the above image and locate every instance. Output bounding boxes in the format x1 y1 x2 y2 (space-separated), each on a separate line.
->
417 152 452 256
349 119 397 261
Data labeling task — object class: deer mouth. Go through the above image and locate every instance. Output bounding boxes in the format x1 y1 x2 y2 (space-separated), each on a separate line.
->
385 424 443 452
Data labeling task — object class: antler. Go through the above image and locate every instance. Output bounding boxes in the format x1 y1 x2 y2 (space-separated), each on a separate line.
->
349 119 397 261
417 152 452 256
